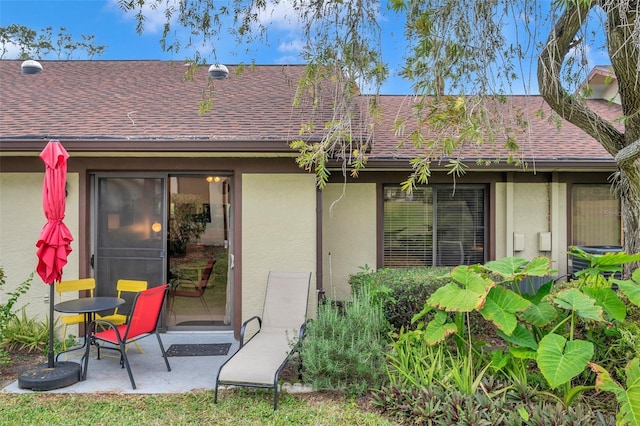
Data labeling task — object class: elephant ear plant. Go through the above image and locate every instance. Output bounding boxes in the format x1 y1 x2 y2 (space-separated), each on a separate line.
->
414 250 640 414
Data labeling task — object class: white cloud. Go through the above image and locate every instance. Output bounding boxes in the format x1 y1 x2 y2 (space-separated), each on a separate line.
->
107 0 178 34
0 42 20 60
255 1 302 31
278 39 304 53
275 55 299 64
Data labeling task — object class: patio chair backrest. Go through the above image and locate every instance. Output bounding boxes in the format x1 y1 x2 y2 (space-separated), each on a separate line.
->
124 284 169 340
56 277 96 296
196 257 216 294
261 272 311 331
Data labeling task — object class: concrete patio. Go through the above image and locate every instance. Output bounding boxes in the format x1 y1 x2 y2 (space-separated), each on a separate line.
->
2 331 239 394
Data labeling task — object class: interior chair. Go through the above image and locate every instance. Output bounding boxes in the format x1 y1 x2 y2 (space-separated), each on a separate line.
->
99 279 148 353
215 271 311 410
438 240 465 266
55 278 97 351
83 284 171 389
168 257 216 314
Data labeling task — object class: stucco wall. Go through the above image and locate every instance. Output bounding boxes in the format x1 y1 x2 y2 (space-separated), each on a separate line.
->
322 183 377 301
0 172 80 329
495 181 568 277
241 174 317 324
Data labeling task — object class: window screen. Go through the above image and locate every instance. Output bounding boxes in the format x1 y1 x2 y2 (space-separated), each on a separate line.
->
383 185 486 267
571 184 621 246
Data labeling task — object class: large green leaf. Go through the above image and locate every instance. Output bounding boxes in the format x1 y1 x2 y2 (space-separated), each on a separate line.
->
427 266 495 312
615 276 640 307
522 280 553 304
583 286 626 322
424 310 458 345
569 246 640 269
480 286 530 334
589 359 640 426
484 257 530 277
537 333 594 389
484 257 552 280
553 288 604 321
592 251 640 268
521 256 555 277
522 299 557 327
510 346 538 360
497 324 538 350
568 247 639 280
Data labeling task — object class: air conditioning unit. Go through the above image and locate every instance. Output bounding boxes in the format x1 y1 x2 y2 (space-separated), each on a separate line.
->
568 245 623 279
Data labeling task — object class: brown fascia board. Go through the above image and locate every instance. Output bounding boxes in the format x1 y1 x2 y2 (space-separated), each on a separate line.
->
0 137 313 154
334 158 616 172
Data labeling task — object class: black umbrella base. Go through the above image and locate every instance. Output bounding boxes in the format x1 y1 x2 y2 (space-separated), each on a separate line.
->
18 361 81 391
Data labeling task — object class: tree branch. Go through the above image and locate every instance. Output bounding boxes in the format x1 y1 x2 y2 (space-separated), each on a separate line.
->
537 2 624 156
615 138 640 168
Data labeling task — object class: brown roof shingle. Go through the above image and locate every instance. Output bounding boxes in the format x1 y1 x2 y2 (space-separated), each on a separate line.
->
0 60 317 143
0 60 622 167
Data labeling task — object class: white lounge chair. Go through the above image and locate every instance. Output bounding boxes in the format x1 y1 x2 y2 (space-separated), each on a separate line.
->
214 271 311 409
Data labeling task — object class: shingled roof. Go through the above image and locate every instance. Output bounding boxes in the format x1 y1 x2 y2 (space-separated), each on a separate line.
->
372 95 621 164
0 60 621 169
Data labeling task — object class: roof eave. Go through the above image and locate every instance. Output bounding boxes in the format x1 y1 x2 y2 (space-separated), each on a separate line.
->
340 158 617 172
0 138 303 154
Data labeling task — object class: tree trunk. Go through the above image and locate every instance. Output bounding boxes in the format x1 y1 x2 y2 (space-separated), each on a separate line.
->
538 2 640 276
616 169 640 276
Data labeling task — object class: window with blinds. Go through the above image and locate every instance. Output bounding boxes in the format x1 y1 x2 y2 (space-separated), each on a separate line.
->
383 185 486 267
571 184 621 246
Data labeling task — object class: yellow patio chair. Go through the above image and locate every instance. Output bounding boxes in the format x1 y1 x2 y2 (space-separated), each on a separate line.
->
99 279 148 353
55 278 96 351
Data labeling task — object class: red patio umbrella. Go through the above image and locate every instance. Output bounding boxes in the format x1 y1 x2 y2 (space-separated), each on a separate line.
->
36 139 73 368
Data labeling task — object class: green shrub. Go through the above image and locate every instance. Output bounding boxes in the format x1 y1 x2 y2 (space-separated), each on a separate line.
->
0 267 33 364
301 284 391 396
372 379 616 425
1 307 49 353
385 326 448 390
349 267 450 331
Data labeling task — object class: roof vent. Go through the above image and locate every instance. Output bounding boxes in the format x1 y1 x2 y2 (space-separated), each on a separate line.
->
21 60 43 75
208 64 229 80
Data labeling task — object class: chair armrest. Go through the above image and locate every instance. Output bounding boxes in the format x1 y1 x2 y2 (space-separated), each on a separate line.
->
239 315 262 348
298 322 307 341
89 319 124 342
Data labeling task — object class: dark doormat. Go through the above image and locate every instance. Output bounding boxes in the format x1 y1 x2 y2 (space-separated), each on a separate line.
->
176 320 228 326
166 343 232 357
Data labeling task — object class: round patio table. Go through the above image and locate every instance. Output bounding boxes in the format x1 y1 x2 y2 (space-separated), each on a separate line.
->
54 296 124 377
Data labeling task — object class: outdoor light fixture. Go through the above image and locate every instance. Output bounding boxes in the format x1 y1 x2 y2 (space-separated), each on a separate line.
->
208 64 229 79
21 60 43 75
152 221 162 233
107 213 120 230
206 176 214 183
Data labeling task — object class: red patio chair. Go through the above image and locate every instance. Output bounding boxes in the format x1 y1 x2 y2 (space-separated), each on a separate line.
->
168 257 216 314
83 284 171 389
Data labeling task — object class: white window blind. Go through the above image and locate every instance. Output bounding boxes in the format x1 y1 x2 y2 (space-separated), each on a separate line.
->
383 185 486 267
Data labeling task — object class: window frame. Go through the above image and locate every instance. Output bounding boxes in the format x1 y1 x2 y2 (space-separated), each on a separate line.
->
570 183 622 247
382 184 487 268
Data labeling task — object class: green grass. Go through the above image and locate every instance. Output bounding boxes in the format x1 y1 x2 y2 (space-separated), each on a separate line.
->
0 390 393 425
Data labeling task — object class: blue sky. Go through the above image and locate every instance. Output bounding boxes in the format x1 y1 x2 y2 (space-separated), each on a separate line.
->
0 0 412 94
0 0 610 95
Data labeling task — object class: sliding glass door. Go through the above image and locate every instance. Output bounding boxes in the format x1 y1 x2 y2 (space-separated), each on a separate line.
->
92 175 166 315
92 173 233 331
